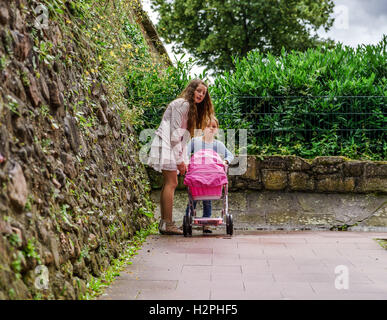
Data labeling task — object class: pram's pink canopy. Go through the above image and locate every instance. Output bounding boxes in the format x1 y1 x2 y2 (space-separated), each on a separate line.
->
184 149 228 188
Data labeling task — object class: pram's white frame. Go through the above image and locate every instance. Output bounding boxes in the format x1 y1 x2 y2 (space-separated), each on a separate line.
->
183 165 233 236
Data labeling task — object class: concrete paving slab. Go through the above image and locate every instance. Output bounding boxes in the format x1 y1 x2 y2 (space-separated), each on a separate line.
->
98 231 387 300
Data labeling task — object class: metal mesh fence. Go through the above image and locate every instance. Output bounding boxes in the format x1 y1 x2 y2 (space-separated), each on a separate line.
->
135 95 386 159
215 96 386 140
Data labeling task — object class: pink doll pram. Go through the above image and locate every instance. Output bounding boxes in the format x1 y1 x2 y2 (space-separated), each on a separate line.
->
183 149 233 236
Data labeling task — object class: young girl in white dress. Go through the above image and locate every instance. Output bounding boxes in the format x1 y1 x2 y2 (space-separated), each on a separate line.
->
147 79 215 235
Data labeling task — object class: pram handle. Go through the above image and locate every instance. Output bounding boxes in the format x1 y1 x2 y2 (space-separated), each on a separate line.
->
179 160 229 176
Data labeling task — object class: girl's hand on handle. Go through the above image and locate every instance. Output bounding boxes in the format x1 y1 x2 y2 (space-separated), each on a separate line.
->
177 162 187 176
223 160 229 173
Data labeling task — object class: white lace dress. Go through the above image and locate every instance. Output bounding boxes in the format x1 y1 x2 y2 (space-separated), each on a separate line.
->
146 98 190 172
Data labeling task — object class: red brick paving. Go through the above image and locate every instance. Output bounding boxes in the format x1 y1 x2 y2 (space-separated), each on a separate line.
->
99 230 387 300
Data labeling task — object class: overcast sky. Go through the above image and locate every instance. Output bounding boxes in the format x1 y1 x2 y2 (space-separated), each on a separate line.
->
142 0 387 78
318 0 387 47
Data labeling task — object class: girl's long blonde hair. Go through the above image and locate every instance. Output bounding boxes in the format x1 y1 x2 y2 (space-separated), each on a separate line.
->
179 79 215 137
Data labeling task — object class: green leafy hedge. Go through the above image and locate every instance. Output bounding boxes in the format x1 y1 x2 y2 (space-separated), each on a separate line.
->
211 36 387 160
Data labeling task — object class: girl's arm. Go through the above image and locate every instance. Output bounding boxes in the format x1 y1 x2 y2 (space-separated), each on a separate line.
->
216 140 234 164
170 100 190 164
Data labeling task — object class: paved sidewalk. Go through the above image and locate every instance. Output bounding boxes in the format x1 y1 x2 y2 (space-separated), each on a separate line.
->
99 230 387 300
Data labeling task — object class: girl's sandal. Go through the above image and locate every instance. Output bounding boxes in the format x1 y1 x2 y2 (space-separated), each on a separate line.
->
159 220 183 235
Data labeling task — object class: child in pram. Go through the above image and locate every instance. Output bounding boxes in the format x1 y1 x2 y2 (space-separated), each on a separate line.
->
184 116 234 233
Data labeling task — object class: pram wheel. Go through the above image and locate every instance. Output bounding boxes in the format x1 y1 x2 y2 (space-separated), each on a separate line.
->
226 214 233 236
183 215 192 237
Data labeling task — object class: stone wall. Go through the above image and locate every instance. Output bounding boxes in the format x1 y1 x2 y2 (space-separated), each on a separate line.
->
148 155 387 194
0 1 159 299
229 156 387 194
147 155 387 230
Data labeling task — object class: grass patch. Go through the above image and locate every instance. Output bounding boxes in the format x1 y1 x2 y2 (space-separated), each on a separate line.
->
375 239 387 250
80 222 158 300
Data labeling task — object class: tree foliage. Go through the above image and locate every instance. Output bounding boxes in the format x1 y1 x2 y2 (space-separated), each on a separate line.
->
151 0 335 72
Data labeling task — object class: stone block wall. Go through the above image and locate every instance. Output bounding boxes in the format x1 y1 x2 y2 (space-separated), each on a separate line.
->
227 156 387 194
148 155 387 194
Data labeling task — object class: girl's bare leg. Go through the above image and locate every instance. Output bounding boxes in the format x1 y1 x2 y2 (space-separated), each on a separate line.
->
160 170 178 223
159 170 182 235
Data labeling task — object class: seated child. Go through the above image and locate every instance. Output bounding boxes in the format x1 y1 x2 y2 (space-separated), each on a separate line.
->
185 116 234 233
